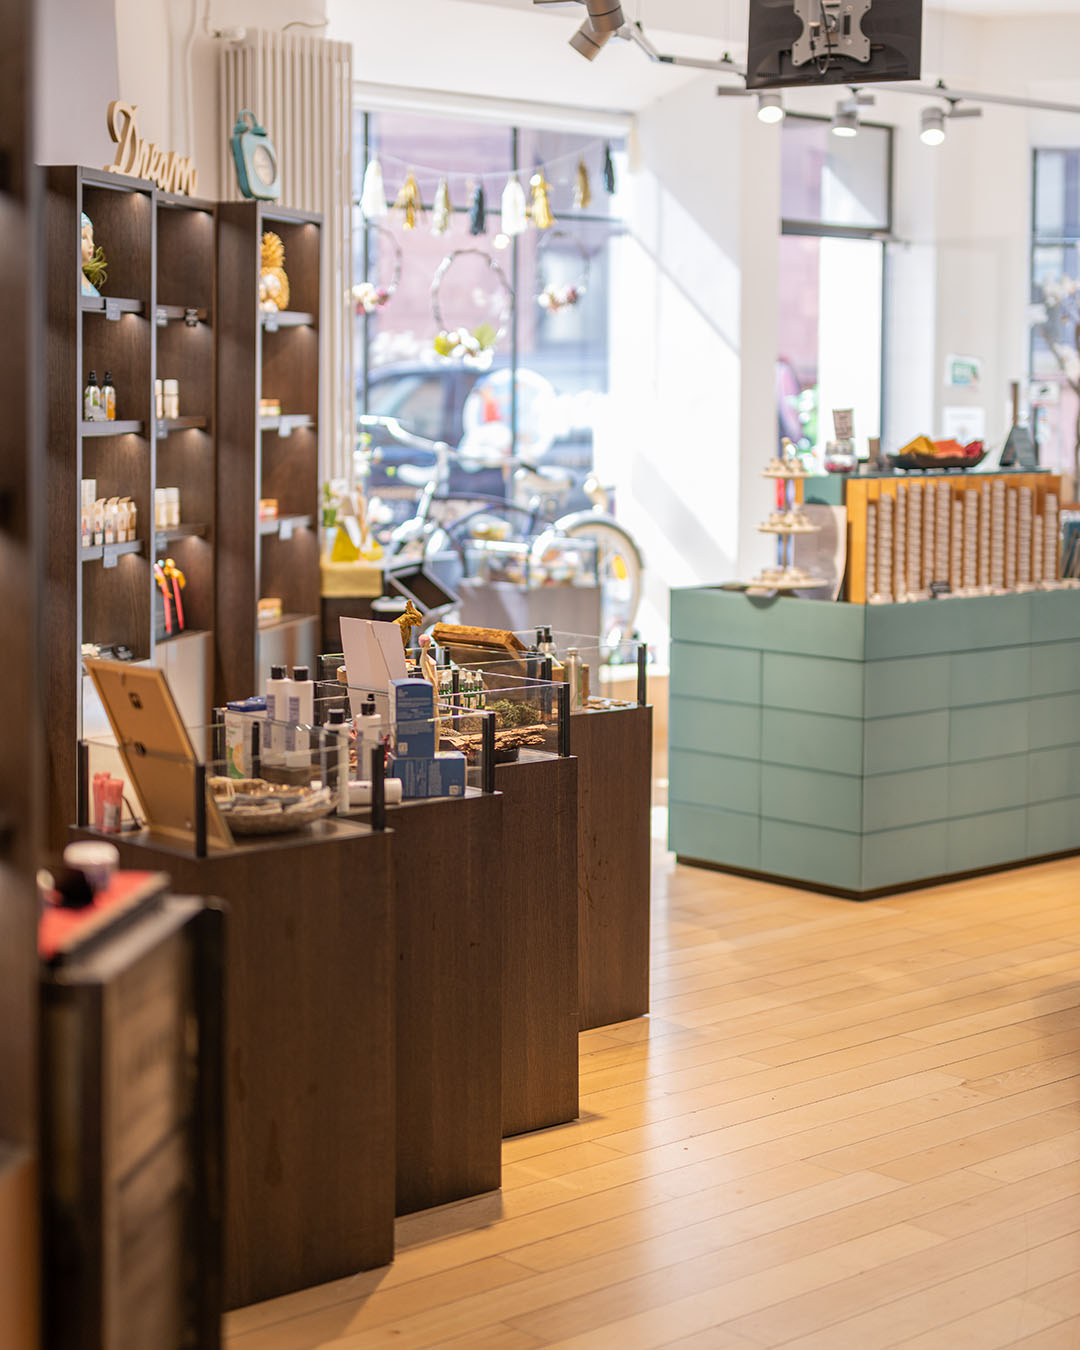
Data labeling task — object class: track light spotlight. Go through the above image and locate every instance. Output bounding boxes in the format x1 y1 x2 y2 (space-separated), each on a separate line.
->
757 93 785 124
584 0 624 33
570 18 613 60
920 106 946 146
831 101 859 137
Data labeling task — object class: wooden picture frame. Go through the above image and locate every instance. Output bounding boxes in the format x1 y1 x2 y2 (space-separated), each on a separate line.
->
85 659 233 850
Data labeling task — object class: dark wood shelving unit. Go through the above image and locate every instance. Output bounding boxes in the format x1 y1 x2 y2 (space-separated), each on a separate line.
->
45 170 218 846
217 202 321 702
79 540 144 565
260 308 315 329
81 418 144 436
1 2 43 1339
157 414 209 436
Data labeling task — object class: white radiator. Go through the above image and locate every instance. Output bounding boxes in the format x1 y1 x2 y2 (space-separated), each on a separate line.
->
221 30 354 479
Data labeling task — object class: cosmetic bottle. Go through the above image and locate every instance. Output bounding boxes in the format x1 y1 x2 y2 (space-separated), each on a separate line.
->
286 665 315 766
155 378 164 420
102 778 124 833
163 378 180 419
84 370 102 422
102 371 116 421
264 664 289 766
534 627 544 653
325 706 350 810
565 647 582 711
357 696 385 771
539 625 556 656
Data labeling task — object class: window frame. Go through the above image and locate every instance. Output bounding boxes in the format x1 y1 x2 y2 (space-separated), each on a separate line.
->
356 109 625 458
779 112 894 451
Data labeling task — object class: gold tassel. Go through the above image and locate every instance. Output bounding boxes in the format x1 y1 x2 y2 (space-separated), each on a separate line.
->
574 158 592 210
530 168 556 230
394 170 423 230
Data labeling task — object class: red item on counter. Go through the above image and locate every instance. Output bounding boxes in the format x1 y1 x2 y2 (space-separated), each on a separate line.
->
39 870 168 963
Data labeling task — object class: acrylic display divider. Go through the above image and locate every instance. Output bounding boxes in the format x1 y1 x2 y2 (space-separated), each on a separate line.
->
453 636 654 1032
326 661 580 1139
74 727 395 1308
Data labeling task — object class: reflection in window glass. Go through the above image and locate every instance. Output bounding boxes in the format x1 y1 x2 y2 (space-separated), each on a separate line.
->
777 235 883 457
780 115 891 231
1031 149 1080 472
354 107 625 504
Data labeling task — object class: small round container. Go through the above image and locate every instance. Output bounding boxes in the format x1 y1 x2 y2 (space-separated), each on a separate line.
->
62 840 120 893
824 440 858 474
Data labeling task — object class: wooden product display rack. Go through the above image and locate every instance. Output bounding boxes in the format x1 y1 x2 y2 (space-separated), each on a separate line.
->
216 202 321 703
45 167 218 847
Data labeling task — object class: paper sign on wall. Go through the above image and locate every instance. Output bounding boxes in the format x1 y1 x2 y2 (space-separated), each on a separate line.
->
941 405 987 445
945 354 981 391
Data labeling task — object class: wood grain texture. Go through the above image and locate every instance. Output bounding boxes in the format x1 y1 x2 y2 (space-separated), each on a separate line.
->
355 794 505 1213
225 847 1080 1350
87 822 396 1309
574 706 653 1030
495 757 580 1137
0 11 42 1332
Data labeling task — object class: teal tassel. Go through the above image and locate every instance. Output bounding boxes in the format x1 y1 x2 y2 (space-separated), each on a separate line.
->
469 183 487 236
603 142 616 194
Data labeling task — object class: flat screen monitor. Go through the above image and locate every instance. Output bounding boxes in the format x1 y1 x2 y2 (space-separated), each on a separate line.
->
746 0 922 90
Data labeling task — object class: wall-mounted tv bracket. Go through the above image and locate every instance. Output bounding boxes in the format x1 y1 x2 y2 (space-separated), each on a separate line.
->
792 0 871 67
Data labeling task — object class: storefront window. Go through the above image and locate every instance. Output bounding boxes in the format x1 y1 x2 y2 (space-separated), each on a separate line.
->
1031 149 1080 473
354 108 624 504
777 114 891 458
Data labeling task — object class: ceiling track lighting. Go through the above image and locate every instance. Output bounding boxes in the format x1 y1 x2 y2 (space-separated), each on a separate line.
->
831 90 873 138
756 92 785 124
920 95 983 146
831 103 859 137
584 0 624 35
569 18 613 60
920 106 946 146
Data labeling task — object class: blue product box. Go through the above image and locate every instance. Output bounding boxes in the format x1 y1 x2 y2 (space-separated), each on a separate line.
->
390 678 437 758
394 720 436 759
390 678 436 720
390 752 467 799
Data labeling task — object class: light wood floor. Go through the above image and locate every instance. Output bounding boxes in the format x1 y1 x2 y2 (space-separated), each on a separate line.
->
225 834 1080 1349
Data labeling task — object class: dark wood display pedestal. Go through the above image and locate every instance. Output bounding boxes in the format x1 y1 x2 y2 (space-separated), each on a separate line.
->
572 705 653 1030
72 821 395 1310
353 791 504 1214
494 754 580 1138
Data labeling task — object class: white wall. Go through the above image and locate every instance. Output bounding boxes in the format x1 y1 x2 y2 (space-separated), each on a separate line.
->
36 0 328 197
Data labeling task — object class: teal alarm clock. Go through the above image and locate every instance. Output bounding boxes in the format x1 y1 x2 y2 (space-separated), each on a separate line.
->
231 109 280 200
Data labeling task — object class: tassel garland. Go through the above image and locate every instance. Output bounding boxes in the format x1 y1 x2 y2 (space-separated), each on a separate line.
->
469 182 487 236
360 158 388 219
394 170 423 230
529 168 556 231
602 142 616 195
574 158 592 210
501 175 528 236
432 178 452 235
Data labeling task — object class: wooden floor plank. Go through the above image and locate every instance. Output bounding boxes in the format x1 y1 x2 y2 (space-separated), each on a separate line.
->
225 845 1080 1350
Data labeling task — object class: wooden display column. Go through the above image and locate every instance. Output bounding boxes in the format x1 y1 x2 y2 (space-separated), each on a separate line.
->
495 755 580 1137
0 0 43 1338
354 794 505 1213
76 822 395 1309
573 705 654 1030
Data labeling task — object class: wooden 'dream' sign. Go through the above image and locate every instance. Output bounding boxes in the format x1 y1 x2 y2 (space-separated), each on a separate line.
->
104 100 198 195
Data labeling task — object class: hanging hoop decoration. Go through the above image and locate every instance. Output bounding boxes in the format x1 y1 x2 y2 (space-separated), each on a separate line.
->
536 230 590 314
352 225 402 314
431 248 514 366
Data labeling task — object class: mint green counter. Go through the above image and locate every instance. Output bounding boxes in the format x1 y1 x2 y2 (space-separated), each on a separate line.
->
668 587 1080 896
